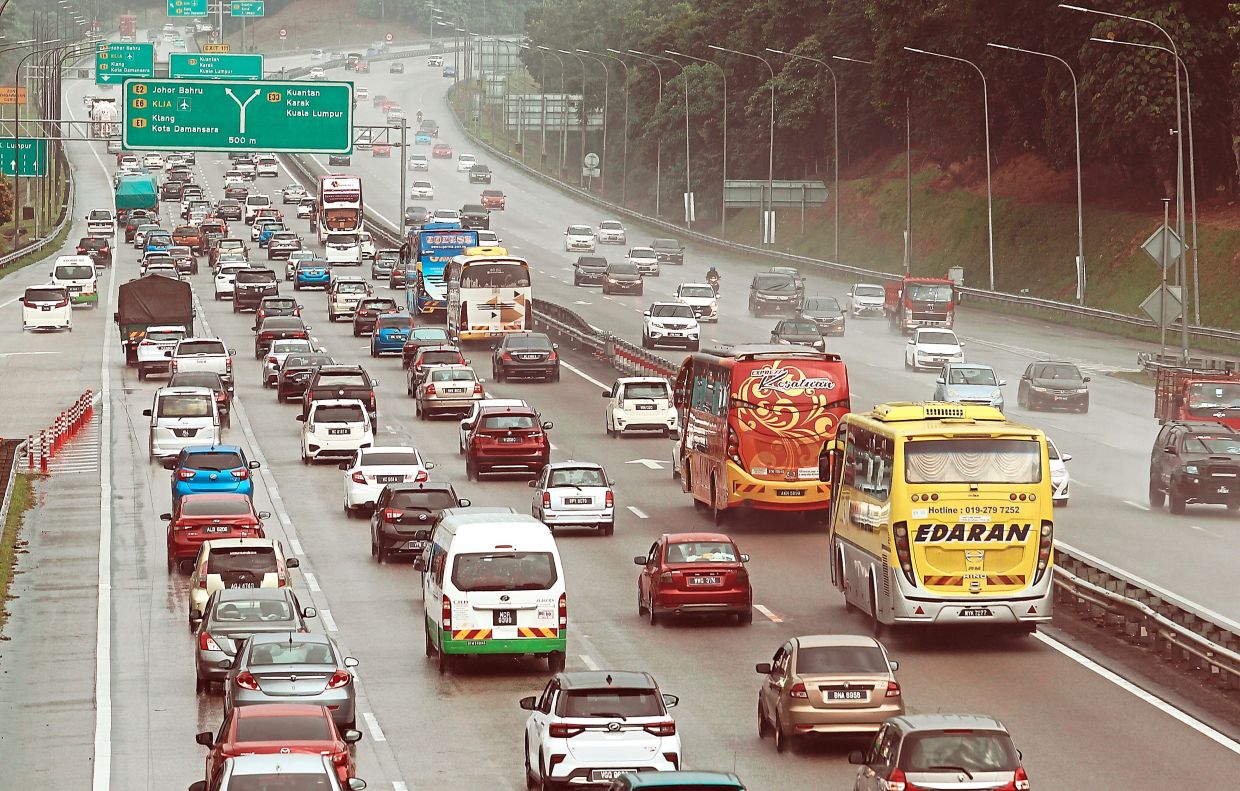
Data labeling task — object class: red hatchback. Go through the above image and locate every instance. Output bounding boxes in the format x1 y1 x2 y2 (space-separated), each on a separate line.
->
432 142 453 159
635 532 752 625
163 493 270 571
196 704 361 784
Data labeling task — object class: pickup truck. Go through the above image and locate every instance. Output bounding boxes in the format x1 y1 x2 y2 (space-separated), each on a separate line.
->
169 337 237 386
459 204 490 230
650 238 684 266
302 364 380 422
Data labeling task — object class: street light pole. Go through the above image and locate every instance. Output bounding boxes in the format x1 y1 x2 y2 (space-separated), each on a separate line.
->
538 46 567 178
559 49 587 187
576 49 610 195
988 42 1086 304
709 45 775 243
11 37 60 252
623 49 665 216
636 50 690 228
601 49 631 205
905 46 995 291
668 49 725 238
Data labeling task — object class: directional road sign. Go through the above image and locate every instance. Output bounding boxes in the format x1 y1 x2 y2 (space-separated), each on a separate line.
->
95 42 154 85
229 0 265 16
168 0 208 17
122 78 353 153
169 53 264 80
1141 285 1183 328
0 139 49 177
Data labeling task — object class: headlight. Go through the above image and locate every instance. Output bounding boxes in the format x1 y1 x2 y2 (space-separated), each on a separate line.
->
1184 465 1199 475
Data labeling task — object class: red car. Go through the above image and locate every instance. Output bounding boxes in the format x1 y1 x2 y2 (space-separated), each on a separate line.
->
635 532 752 625
372 142 392 158
432 142 453 159
380 98 399 112
464 405 553 480
480 189 505 210
162 493 270 571
196 704 361 784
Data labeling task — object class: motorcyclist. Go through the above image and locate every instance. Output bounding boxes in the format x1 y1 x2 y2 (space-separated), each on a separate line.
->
706 266 721 293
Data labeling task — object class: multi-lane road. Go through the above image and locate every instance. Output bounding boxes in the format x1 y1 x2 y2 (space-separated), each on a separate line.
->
0 45 1237 791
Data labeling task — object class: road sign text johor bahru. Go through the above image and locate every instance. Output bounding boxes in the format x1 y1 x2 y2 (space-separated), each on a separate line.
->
121 79 353 153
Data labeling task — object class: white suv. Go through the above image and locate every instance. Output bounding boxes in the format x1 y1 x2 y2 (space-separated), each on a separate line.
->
299 398 374 463
604 377 677 438
521 671 681 788
135 324 188 381
674 282 718 322
456 153 477 172
641 302 699 350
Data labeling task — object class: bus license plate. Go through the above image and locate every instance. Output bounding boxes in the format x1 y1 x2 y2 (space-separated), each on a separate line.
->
827 690 867 701
776 489 804 496
959 607 993 618
492 608 516 626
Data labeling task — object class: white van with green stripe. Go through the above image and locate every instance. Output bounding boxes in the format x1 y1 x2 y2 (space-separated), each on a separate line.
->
417 508 567 675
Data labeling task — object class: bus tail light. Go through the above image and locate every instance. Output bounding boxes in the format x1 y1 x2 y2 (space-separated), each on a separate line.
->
1033 520 1053 584
442 595 452 630
892 521 916 585
726 426 741 465
558 592 567 629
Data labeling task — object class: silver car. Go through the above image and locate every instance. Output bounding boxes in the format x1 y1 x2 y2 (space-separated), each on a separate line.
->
187 753 367 791
193 589 315 691
849 714 1030 790
932 363 1005 411
223 632 359 729
415 364 483 419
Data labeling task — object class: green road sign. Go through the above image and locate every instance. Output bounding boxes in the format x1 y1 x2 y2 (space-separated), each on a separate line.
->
95 42 154 85
0 139 49 177
169 53 264 80
230 0 266 16
168 0 208 17
122 78 353 153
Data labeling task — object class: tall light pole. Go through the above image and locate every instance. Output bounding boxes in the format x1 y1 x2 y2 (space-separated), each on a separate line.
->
538 46 567 177
596 49 629 204
988 42 1086 304
668 49 726 237
621 49 664 216
768 47 838 262
709 45 775 243
559 49 587 187
576 49 610 195
635 49 691 228
11 37 60 252
905 46 995 291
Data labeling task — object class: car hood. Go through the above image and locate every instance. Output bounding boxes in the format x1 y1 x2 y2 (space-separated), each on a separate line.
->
916 342 962 354
1031 377 1086 390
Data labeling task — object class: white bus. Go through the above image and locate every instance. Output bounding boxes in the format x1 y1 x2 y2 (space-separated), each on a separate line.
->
315 174 363 243
445 250 531 342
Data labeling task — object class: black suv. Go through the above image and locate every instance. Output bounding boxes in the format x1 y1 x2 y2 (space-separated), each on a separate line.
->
276 352 334 403
233 267 280 313
368 482 469 563
468 164 492 184
303 364 380 420
748 272 802 316
1149 421 1240 514
492 332 560 382
460 204 490 230
254 316 311 358
572 255 608 286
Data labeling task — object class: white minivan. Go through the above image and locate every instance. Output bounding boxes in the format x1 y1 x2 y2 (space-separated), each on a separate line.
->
49 256 99 308
417 509 567 674
143 386 222 462
21 284 72 331
299 398 374 463
604 377 677 437
324 232 362 266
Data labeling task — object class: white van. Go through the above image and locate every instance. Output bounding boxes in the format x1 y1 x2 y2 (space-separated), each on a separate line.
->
324 232 362 266
49 256 99 308
299 398 374 463
21 284 72 331
244 193 272 224
416 509 567 674
142 386 222 462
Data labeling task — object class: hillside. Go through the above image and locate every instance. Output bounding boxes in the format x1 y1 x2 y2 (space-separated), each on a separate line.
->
218 0 426 52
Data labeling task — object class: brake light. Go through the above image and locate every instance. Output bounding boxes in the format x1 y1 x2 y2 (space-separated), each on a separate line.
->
892 521 916 584
885 680 901 697
231 469 248 480
659 572 674 586
1033 520 1053 584
558 592 567 629
878 769 908 791
414 469 428 482
327 669 352 689
726 426 740 465
605 490 613 508
501 352 512 361
233 671 259 690
267 356 278 365
199 632 222 652
171 359 179 372
644 721 676 737
53 299 69 309
547 350 558 362
177 469 195 480
473 382 483 395
351 472 367 484
542 492 551 508
225 356 233 372
442 594 452 630
1011 766 1031 790
548 723 583 738
384 508 404 521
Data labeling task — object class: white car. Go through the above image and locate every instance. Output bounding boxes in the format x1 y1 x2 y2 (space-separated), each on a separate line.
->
456 153 477 172
641 301 700 351
431 208 461 224
86 209 116 236
214 262 250 300
1049 437 1072 506
905 327 965 371
564 225 596 252
142 152 164 170
262 339 315 387
521 671 681 788
674 282 718 322
144 386 220 462
135 324 188 381
604 377 677 437
358 231 376 261
296 197 316 219
300 398 374 463
410 180 434 199
308 66 326 80
341 445 435 516
848 282 887 316
597 219 626 244
256 156 279 177
459 398 528 454
408 154 429 171
428 55 443 67
529 461 615 535
625 246 659 276
476 229 502 245
21 284 73 332
328 276 372 320
281 183 307 204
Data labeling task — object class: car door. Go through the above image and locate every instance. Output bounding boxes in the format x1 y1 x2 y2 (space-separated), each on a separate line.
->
855 724 900 790
760 643 791 722
639 540 661 602
1159 426 1182 488
526 679 559 758
1019 363 1035 401
933 365 948 400
531 466 550 518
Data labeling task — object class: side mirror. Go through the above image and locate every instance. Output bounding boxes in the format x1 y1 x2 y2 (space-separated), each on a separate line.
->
227 349 237 355
217 659 233 670
48 271 53 277
519 696 537 710
286 558 300 568
161 459 176 470
194 731 213 747
661 693 679 709
342 729 363 744
889 659 900 671
755 662 773 674
740 554 750 563
412 554 427 572
160 513 172 521
457 498 471 507
848 750 867 765
552 343 559 349
542 421 554 430
998 379 1007 387
347 780 367 791
248 460 261 469
490 344 498 351
142 409 153 417
643 310 651 316
190 782 208 791
296 414 306 421
935 377 944 384
1083 376 1092 383
258 511 272 519
338 462 349 470
371 380 380 387
601 391 610 398
633 556 646 566
303 607 317 618
527 480 537 488
1062 454 1073 462
413 530 431 542
344 656 360 668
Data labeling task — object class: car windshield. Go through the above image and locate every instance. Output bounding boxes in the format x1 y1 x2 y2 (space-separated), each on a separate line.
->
505 335 552 350
235 715 332 743
431 368 475 382
949 367 998 386
560 689 661 719
55 265 94 279
420 351 463 365
917 331 958 346
781 320 819 334
481 414 536 430
1184 435 1240 454
905 439 1042 484
451 551 558 592
906 283 954 302
178 341 226 356
359 451 420 466
185 451 244 471
631 248 655 258
1187 382 1240 410
804 297 841 313
157 395 213 418
651 304 694 319
795 645 888 674
609 264 639 276
899 730 1020 773
666 541 737 563
247 640 335 666
600 221 622 230
541 462 609 487
567 226 592 235
389 489 457 510
679 286 713 299
313 405 365 423
182 497 250 517
755 275 796 292
207 547 276 574
209 598 293 624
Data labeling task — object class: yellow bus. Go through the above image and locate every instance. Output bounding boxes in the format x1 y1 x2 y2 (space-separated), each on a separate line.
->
826 402 1054 633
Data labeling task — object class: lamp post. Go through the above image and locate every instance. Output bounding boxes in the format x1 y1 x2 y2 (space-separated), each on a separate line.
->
558 49 587 187
602 48 632 205
621 49 665 216
11 37 60 252
635 49 691 228
988 42 1086 304
668 49 725 238
709 45 775 243
767 47 838 262
576 49 610 195
905 46 995 291
538 46 567 178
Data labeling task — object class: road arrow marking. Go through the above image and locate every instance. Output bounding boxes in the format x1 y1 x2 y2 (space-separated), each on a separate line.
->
626 458 665 470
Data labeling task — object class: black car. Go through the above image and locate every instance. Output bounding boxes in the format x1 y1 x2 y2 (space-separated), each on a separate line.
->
799 296 846 336
303 364 380 420
468 164 492 184
459 204 490 230
352 297 400 337
389 62 405 74
276 352 334 402
254 316 311 358
160 180 184 200
492 332 560 383
76 236 112 267
328 153 351 166
224 184 249 201
650 238 684 265
232 267 280 313
401 326 453 368
769 318 827 351
215 199 243 221
573 255 609 286
253 297 302 329
403 205 431 228
168 371 234 428
1149 421 1240 514
748 272 802 316
123 209 156 243
368 482 468 562
601 262 643 295
1017 360 1090 412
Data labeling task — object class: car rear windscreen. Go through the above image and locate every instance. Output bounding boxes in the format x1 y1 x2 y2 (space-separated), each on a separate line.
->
182 497 250 516
622 383 668 400
376 316 408 329
389 489 456 511
207 547 276 574
235 715 333 743
56 265 94 279
157 395 213 418
178 341 226 356
316 373 368 387
313 405 365 423
451 551 558 592
25 287 66 302
481 414 536 430
899 730 1020 773
420 351 462 366
359 451 419 466
794 645 889 674
185 451 244 471
247 639 335 666
560 689 661 718
209 598 293 625
236 270 277 283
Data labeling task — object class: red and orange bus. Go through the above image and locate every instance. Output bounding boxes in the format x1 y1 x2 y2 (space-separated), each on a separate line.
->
671 344 850 522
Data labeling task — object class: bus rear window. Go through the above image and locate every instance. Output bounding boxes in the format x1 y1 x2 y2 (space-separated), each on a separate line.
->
904 439 1041 484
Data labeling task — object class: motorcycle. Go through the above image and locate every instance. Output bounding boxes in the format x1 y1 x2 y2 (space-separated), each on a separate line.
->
707 272 721 294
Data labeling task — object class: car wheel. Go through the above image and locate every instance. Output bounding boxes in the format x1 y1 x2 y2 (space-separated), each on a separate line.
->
436 642 453 674
1168 484 1186 515
641 332 651 349
424 621 434 657
738 607 753 625
547 651 565 673
466 458 477 481
773 713 789 753
352 326 360 337
137 366 147 381
370 344 377 358
494 365 505 383
377 541 388 564
232 301 239 313
195 675 209 694
601 522 614 537
551 368 560 383
637 587 647 615
710 478 726 525
647 593 658 626
757 699 773 738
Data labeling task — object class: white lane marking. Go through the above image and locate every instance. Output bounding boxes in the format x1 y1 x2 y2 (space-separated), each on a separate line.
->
319 608 338 632
549 443 558 451
1123 500 1150 512
0 297 23 308
1034 633 1240 755
626 506 648 519
561 360 608 390
304 572 321 592
0 351 65 357
1186 524 1221 538
754 604 783 623
579 654 599 671
362 711 387 742
392 782 409 791
289 538 304 555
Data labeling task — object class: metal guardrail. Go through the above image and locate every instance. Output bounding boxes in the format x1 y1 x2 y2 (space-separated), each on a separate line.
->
0 153 76 272
0 440 26 534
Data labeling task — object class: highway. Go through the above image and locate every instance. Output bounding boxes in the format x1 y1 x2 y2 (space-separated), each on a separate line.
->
0 47 1237 791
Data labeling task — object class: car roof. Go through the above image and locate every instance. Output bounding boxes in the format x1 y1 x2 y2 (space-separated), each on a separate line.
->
183 444 244 454
555 671 657 691
231 703 329 719
386 481 454 493
1174 421 1237 434
181 491 250 503
793 634 881 650
662 531 733 543
887 713 1010 732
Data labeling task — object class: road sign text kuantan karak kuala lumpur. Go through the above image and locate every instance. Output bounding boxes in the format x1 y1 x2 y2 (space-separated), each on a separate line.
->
121 78 353 153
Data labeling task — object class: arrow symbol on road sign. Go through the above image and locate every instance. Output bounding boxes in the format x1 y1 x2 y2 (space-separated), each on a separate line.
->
626 459 666 470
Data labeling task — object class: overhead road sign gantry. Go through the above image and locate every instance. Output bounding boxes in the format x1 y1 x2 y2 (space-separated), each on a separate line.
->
169 53 264 80
95 42 154 85
168 0 209 17
122 78 354 153
230 0 266 16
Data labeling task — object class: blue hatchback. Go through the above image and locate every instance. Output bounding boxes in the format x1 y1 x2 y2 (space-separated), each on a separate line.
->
166 445 261 504
294 260 331 290
145 232 173 254
414 130 433 145
371 312 412 356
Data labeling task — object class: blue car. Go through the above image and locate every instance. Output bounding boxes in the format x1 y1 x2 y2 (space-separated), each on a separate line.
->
165 445 260 504
257 224 286 248
371 312 412 356
414 130 433 145
610 772 746 790
294 259 331 290
145 232 173 254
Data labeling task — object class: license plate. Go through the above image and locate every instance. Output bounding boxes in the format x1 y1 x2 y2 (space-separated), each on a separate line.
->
41 306 52 311
776 489 804 497
591 770 636 782
444 388 466 394
688 576 719 586
376 475 403 484
500 437 520 443
635 404 656 410
229 582 256 589
328 428 350 435
203 526 231 534
403 540 427 551
1054 395 1068 400
959 607 994 618
564 497 591 505
826 689 867 701
492 608 516 626
1218 486 1231 494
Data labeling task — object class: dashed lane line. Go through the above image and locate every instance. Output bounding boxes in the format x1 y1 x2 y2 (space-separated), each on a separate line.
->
626 506 648 519
579 654 599 671
304 572 321 592
1123 500 1150 512
754 604 783 623
362 712 387 743
319 608 339 632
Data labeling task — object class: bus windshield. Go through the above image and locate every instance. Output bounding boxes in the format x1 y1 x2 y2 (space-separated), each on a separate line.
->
904 438 1041 484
